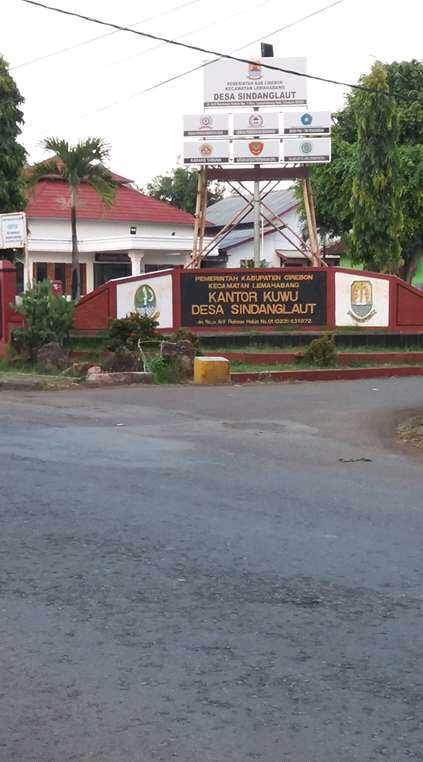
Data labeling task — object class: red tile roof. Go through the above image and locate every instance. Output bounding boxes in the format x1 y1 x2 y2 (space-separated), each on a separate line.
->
26 177 195 225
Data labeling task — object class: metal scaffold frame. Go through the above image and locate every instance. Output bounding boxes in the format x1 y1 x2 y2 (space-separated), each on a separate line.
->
186 165 325 270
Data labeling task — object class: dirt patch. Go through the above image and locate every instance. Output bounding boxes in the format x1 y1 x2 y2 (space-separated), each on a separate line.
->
398 415 423 450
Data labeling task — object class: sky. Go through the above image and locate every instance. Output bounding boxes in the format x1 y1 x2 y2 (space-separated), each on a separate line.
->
2 0 422 188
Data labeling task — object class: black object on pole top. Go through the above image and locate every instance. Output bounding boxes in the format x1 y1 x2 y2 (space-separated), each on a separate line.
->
261 43 274 58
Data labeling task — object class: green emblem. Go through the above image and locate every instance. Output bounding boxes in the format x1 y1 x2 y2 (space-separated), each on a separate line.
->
134 284 158 318
300 141 313 154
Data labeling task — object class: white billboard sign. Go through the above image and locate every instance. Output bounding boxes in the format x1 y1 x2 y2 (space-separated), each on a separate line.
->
283 111 331 136
234 139 280 164
233 112 279 136
283 137 331 163
183 140 230 164
183 113 229 136
0 212 27 249
204 57 307 109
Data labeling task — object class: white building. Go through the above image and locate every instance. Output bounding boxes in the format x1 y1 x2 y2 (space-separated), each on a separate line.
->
206 189 341 268
21 169 196 294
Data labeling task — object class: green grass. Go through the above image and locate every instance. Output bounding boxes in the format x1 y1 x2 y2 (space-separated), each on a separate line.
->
230 360 423 373
204 343 423 355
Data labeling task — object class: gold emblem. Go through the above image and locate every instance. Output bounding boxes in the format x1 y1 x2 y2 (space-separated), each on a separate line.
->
349 280 376 321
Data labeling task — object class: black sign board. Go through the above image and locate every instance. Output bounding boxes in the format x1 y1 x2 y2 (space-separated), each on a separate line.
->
181 270 327 329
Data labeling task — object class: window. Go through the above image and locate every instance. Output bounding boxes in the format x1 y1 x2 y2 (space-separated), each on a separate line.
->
144 264 181 273
35 262 48 282
54 263 66 286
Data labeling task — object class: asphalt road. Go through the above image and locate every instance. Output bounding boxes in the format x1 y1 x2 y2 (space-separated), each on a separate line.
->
1 378 423 762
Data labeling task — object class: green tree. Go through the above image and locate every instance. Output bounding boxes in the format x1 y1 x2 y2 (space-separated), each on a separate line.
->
0 54 27 259
29 138 116 299
350 62 403 272
309 59 423 280
147 166 224 214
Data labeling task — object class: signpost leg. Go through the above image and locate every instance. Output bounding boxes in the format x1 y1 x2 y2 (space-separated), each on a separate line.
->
302 177 321 266
306 175 321 263
198 169 208 262
253 175 261 267
191 167 207 268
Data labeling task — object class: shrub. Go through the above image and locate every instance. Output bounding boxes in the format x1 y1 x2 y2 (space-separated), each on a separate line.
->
149 356 183 384
167 328 201 354
13 280 74 363
302 335 337 367
107 312 159 352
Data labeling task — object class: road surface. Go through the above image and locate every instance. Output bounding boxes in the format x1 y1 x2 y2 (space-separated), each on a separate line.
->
1 378 423 761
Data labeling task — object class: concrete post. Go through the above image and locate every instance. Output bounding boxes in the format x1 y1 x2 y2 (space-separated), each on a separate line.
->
128 251 145 276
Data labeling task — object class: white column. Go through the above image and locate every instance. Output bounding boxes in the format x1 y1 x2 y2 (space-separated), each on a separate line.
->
86 257 94 294
128 251 145 276
23 248 33 291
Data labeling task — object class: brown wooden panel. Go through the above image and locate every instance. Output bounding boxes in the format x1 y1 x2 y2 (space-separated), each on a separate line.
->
206 167 309 182
65 264 72 296
80 264 87 296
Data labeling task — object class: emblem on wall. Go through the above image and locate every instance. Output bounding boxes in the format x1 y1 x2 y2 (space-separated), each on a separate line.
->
300 140 313 155
248 140 264 156
348 280 376 322
199 143 213 156
247 62 262 80
199 115 213 129
300 113 313 126
249 113 264 128
134 283 160 320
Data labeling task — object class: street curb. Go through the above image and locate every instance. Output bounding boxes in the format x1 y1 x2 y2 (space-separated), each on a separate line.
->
230 366 423 384
208 351 423 365
0 377 79 391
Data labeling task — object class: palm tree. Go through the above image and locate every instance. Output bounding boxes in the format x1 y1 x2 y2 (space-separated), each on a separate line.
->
29 137 116 300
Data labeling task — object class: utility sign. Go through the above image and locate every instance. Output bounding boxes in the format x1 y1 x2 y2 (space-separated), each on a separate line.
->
283 137 331 163
283 111 331 135
183 141 230 164
0 212 27 249
233 139 280 163
204 57 307 108
233 112 279 136
183 114 229 136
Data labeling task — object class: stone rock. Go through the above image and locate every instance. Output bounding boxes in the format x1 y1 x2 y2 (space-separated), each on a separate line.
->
37 341 69 372
161 340 196 360
160 339 196 378
102 349 140 373
69 361 93 377
85 371 153 385
86 365 102 379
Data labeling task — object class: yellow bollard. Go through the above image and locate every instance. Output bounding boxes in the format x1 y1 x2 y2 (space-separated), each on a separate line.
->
194 356 230 385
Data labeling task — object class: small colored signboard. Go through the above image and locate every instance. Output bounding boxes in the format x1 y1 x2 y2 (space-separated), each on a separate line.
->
233 139 280 164
282 137 331 163
183 114 229 136
183 141 230 164
283 111 331 135
180 270 327 329
233 112 279 136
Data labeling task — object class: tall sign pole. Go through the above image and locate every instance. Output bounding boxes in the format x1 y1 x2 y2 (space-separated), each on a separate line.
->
253 108 261 267
253 43 274 268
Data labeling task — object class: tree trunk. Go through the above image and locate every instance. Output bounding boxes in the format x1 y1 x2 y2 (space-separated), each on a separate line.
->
404 251 419 284
70 186 80 301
